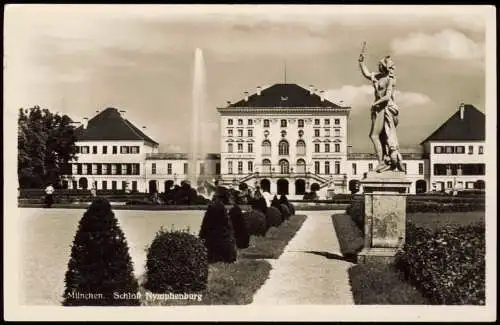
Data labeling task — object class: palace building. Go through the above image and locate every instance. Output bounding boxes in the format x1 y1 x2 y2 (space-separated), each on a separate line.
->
63 84 486 198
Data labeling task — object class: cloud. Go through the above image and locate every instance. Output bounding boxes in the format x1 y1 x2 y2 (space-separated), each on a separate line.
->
324 85 433 109
390 29 484 60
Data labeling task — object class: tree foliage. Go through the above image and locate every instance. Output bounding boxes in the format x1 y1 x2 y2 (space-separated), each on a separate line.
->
18 106 78 188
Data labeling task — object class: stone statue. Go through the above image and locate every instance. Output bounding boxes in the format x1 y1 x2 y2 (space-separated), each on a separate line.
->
358 42 405 173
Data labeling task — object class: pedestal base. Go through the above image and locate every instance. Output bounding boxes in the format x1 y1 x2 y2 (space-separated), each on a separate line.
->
357 247 398 265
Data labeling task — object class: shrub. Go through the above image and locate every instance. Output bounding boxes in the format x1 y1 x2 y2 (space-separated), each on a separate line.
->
271 195 280 209
199 202 237 263
251 197 268 214
266 206 282 228
288 202 296 216
279 204 291 221
303 192 319 201
395 222 485 305
243 209 268 236
62 198 139 306
229 205 250 249
144 229 208 294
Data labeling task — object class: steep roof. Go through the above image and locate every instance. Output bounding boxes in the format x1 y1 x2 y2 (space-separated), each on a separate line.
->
228 83 345 108
75 107 159 145
420 104 485 144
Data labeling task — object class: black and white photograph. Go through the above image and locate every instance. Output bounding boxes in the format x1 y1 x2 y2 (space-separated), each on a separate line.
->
3 4 496 321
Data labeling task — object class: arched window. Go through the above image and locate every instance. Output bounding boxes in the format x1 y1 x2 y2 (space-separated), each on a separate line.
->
262 140 271 156
296 140 306 155
278 140 289 156
296 159 306 173
262 159 271 173
263 119 270 128
279 159 290 174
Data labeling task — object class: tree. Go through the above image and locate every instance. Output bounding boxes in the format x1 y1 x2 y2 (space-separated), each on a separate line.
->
18 106 78 188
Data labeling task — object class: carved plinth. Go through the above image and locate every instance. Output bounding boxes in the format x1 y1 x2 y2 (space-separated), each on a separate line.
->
358 171 411 264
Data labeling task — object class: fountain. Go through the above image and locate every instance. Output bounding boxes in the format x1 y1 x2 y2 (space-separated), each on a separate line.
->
189 48 205 187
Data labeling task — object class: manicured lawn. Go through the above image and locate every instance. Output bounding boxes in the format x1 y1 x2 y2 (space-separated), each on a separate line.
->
238 214 307 259
335 210 485 305
138 214 307 305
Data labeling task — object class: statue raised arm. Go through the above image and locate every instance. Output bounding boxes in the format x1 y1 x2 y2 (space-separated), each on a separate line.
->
358 43 405 173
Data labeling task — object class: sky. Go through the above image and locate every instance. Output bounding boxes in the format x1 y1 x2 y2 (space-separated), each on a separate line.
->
4 4 492 154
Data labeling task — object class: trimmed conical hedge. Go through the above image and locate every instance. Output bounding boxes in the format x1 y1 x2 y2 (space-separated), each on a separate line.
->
229 205 250 249
266 206 282 228
199 201 237 263
63 198 139 306
145 229 208 293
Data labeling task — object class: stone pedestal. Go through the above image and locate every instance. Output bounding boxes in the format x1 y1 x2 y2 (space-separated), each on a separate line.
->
358 171 411 264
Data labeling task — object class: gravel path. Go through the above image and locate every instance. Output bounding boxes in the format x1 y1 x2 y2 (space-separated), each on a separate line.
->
252 210 354 305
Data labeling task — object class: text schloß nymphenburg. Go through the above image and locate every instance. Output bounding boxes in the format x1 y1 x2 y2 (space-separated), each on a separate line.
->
113 292 203 302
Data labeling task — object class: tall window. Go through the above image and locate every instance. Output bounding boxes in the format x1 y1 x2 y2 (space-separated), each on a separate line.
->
92 146 97 154
418 163 423 175
120 146 130 154
352 163 357 175
228 161 233 174
325 119 330 125
314 119 320 125
279 159 290 174
238 129 243 137
248 143 253 153
167 163 172 175
112 146 117 154
102 164 108 175
228 119 233 125
314 129 320 137
152 163 156 174
102 146 108 154
81 146 90 154
455 146 465 154
111 181 117 190
296 159 306 173
122 181 127 191
248 129 253 137
279 140 289 155
200 163 205 175
402 163 407 174
131 164 139 175
238 143 243 153
298 119 304 128
262 140 271 155
335 143 340 152
102 181 107 190
434 146 443 153
281 119 287 128
238 119 243 125
228 143 233 153
111 164 117 175
248 119 253 125
468 145 474 154
368 163 373 171
132 181 137 191
262 159 271 173
248 161 253 172
184 163 188 174
296 140 306 155
325 143 330 153
334 129 340 137
479 145 484 154
335 161 340 174
121 164 127 175
325 129 330 137
263 119 270 127
238 161 243 174
325 161 330 175
314 143 320 153
228 129 233 137
334 118 340 125
92 164 98 175
314 161 320 174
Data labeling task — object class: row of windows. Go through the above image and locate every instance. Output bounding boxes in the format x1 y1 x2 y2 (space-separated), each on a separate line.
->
433 164 485 176
260 118 341 128
227 119 254 126
150 163 221 175
76 145 140 155
71 163 140 175
350 162 423 175
314 143 341 153
314 129 341 137
227 129 253 137
434 145 483 155
228 143 254 153
68 180 138 191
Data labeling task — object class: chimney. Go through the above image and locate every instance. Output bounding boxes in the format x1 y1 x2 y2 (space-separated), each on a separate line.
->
459 103 465 120
226 100 231 106
309 85 314 95
244 91 249 101
82 117 89 129
119 110 126 120
257 86 262 95
320 90 325 102
339 100 344 106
